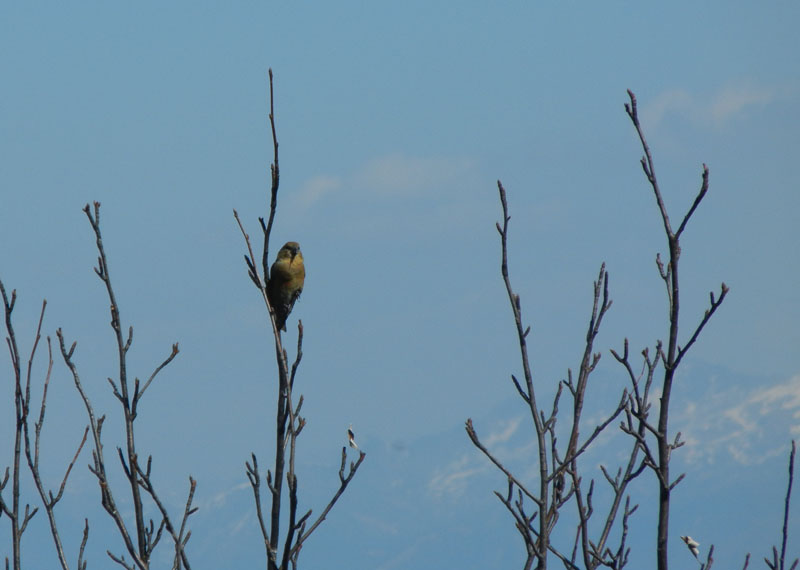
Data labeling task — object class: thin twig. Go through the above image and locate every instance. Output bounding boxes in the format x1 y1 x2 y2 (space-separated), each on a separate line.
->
245 454 277 564
465 419 541 507
261 68 280 279
136 467 196 570
495 181 550 563
288 449 366 564
780 441 797 570
135 342 180 410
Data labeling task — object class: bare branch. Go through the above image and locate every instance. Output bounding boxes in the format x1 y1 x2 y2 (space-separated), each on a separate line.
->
289 321 304 392
674 283 729 368
135 342 180 408
261 68 281 279
511 374 531 403
668 472 686 491
493 181 551 564
1 279 28 570
288 449 366 564
58 327 144 569
245 454 276 564
465 419 542 507
136 466 196 570
234 71 365 570
82 201 152 560
625 90 672 238
701 544 715 570
624 88 730 570
779 441 797 570
676 165 710 239
107 550 136 570
234 209 264 287
78 519 89 570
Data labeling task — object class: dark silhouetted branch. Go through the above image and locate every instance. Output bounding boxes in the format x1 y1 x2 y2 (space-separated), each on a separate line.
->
467 182 630 570
238 69 365 570
766 441 798 570
624 89 727 570
1 282 38 570
57 202 191 568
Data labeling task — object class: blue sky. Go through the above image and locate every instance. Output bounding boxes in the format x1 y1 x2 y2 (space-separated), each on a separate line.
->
1 1 799 568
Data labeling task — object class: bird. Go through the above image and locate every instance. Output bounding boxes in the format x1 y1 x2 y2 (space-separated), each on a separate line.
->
681 535 700 559
347 424 359 450
267 242 305 331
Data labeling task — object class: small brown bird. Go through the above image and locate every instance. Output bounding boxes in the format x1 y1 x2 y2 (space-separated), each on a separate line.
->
267 242 305 331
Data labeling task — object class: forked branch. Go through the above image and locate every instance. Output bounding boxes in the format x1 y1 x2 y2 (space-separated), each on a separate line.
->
56 203 191 568
468 182 633 570
239 69 365 570
623 89 727 570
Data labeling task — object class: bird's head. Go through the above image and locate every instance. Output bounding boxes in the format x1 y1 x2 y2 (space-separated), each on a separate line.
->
277 241 302 262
